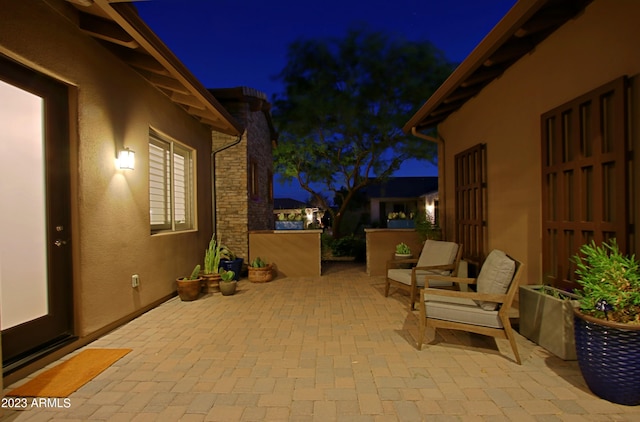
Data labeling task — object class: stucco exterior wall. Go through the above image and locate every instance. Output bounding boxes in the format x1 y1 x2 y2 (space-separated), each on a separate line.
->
438 0 640 285
1 0 214 337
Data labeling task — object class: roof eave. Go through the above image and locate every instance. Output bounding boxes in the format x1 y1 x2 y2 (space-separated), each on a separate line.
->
72 0 244 136
403 0 593 134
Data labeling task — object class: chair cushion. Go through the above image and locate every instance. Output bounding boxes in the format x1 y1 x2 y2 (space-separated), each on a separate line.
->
425 295 503 329
416 240 459 269
476 250 515 311
387 269 453 287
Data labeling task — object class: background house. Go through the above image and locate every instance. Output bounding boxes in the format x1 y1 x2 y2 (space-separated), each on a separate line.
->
274 198 323 229
210 87 278 260
405 0 639 283
362 176 439 227
0 0 245 386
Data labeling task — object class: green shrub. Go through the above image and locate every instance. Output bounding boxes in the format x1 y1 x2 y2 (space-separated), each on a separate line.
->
573 239 640 324
330 235 366 262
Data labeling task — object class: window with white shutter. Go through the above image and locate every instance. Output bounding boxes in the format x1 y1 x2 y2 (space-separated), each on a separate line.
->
149 129 195 233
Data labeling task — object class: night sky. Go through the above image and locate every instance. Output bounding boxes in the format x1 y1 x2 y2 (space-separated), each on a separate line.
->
136 0 517 201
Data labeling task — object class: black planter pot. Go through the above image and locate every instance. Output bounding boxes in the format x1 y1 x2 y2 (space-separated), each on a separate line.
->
219 258 243 281
573 308 640 406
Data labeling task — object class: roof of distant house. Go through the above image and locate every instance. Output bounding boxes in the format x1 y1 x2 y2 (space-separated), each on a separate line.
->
362 177 438 199
274 198 308 210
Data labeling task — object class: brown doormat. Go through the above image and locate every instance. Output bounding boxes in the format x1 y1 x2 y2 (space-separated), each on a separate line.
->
6 348 131 398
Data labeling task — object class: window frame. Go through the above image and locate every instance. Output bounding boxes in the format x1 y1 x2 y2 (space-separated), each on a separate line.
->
267 169 274 204
249 158 259 200
149 128 196 234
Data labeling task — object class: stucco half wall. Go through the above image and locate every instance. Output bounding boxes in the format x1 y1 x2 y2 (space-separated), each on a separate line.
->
437 0 640 285
0 0 214 341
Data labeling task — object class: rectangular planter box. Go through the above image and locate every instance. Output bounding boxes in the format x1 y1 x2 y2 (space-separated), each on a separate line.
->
275 220 304 230
519 285 579 360
387 220 415 229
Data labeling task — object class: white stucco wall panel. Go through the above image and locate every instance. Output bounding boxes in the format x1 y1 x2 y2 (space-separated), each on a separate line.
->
438 0 640 285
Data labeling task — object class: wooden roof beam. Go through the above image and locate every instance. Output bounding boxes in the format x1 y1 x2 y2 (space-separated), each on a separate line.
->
170 92 206 109
136 70 190 94
78 11 138 48
483 39 535 67
460 66 506 88
442 87 480 104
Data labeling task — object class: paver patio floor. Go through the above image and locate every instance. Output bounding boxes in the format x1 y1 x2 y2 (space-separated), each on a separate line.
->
3 262 639 421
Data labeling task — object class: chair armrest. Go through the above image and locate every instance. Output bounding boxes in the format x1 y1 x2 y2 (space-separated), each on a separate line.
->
423 275 477 285
413 263 457 272
386 258 418 270
422 287 507 304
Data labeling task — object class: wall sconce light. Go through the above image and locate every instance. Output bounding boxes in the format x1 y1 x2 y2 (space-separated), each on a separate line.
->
117 148 135 170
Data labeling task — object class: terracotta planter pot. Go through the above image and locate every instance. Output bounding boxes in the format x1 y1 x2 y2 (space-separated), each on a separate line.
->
176 277 202 301
574 308 640 405
201 273 221 293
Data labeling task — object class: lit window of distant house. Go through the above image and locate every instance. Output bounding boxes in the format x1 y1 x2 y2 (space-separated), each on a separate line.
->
149 129 195 233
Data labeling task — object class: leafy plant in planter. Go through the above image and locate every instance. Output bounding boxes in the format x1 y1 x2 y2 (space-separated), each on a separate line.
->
276 210 305 230
204 236 222 275
202 235 223 293
387 211 415 229
176 264 202 301
572 239 640 405
395 242 411 256
394 242 412 269
219 245 243 281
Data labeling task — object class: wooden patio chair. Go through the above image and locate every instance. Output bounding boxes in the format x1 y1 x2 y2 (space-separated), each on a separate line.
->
416 249 524 364
385 240 463 310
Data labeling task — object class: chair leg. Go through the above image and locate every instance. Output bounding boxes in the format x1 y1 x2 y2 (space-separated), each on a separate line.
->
384 278 390 297
416 290 427 350
501 316 521 365
409 273 417 310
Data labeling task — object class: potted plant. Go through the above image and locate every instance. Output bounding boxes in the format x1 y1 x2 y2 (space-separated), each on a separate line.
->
275 210 305 230
394 242 412 259
219 270 237 296
394 242 413 269
176 264 202 301
219 245 243 281
572 239 640 405
202 235 223 293
519 282 579 360
248 257 273 283
387 211 415 229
